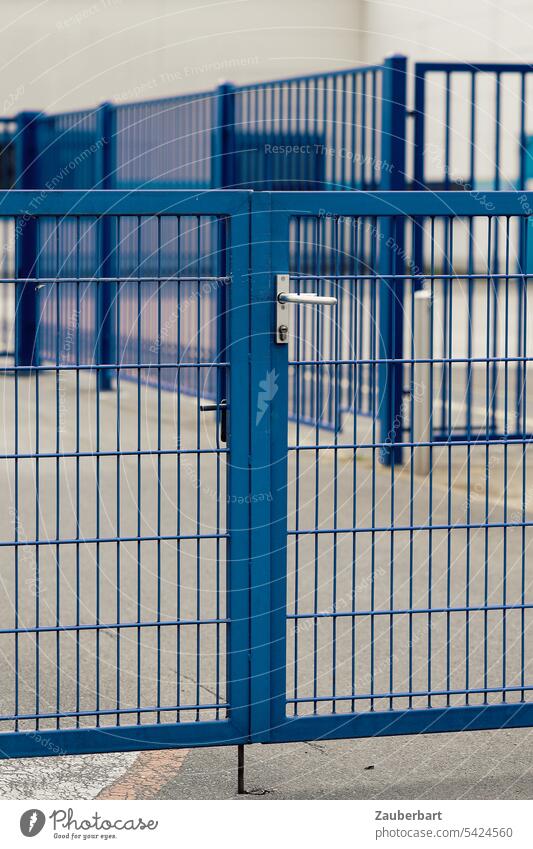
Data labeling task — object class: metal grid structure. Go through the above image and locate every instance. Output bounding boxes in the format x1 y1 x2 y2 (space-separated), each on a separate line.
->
251 191 533 743
33 110 103 190
0 190 250 757
10 62 395 193
285 203 530 717
0 190 533 756
412 62 533 192
113 93 216 189
232 63 389 191
0 57 405 430
411 62 533 442
37 213 222 399
5 59 533 453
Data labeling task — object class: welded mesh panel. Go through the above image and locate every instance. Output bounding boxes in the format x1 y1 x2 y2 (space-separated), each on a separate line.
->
287 213 381 428
0 217 15 356
415 214 533 438
234 67 385 190
36 214 222 400
412 64 533 196
286 209 533 717
0 211 229 733
114 94 216 189
34 111 102 189
115 215 221 398
37 217 99 367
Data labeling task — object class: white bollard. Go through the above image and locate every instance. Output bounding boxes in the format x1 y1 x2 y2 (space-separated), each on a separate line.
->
413 289 432 476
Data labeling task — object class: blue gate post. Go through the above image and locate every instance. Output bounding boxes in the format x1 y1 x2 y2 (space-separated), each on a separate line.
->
411 64 426 285
213 83 236 413
96 102 115 390
213 82 236 189
378 54 407 465
14 111 41 368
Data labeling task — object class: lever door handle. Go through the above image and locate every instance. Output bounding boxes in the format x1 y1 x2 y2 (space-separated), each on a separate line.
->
277 292 337 306
275 274 337 344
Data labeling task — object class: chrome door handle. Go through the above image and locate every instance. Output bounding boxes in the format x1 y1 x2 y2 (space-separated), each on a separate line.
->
275 274 337 344
277 292 337 306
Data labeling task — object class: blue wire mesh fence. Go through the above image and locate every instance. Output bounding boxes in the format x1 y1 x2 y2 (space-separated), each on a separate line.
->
3 57 533 448
232 65 389 190
113 92 216 189
0 190 533 753
412 62 533 193
0 198 233 740
37 214 222 399
2 57 400 429
14 63 393 193
281 193 533 724
33 110 103 190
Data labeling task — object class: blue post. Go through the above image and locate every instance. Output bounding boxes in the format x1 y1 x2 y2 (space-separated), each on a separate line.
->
378 55 407 465
97 102 115 390
213 82 236 189
213 83 236 411
412 63 426 286
14 111 41 368
248 191 277 741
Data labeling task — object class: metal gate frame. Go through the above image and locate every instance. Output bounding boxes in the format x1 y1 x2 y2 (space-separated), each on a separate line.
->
0 189 252 758
2 187 533 758
250 190 533 745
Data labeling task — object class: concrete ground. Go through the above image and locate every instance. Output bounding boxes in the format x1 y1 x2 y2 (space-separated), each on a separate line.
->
0 364 532 798
161 730 533 799
2 728 533 798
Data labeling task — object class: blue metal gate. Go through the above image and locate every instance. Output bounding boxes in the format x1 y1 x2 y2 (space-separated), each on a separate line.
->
0 189 251 757
1 187 533 758
255 190 533 743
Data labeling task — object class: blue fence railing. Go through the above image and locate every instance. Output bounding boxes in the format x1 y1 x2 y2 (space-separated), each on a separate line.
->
9 60 399 194
2 55 405 437
3 55 533 459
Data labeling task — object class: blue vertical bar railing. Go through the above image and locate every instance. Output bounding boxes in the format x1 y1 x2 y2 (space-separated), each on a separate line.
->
15 55 533 447
412 61 533 440
5 57 407 429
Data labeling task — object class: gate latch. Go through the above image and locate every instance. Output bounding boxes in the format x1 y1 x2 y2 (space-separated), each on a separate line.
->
200 399 227 442
275 273 337 344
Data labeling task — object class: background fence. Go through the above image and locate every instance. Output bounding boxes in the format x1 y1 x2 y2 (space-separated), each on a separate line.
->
2 55 533 458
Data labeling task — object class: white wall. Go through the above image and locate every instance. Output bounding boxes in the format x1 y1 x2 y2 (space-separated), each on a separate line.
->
363 0 533 65
5 0 533 187
5 0 533 115
361 0 533 188
2 0 365 114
